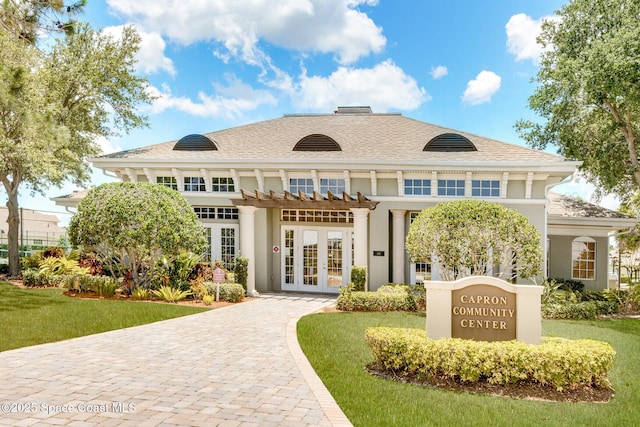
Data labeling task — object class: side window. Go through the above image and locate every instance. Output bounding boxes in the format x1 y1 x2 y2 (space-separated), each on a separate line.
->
572 237 596 280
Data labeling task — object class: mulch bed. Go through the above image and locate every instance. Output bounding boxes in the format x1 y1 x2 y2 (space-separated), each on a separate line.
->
365 363 614 403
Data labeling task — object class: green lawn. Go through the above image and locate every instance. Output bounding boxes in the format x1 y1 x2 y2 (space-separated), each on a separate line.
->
298 311 640 427
0 281 207 352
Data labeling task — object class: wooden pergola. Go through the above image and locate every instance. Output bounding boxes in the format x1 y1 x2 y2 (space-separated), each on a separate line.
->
232 189 379 210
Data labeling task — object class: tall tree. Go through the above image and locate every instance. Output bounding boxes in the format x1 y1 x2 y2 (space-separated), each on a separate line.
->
516 0 640 201
0 24 153 277
1 0 85 43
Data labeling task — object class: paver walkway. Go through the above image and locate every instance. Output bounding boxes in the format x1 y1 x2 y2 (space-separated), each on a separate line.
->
0 294 352 427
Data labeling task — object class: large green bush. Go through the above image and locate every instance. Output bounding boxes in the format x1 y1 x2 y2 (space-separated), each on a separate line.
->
68 182 206 289
406 200 542 281
365 327 615 391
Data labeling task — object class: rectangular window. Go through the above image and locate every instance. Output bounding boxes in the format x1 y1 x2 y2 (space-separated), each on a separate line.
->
194 207 238 220
572 239 596 280
184 177 206 192
437 179 465 196
404 179 431 196
472 180 500 197
212 177 235 192
281 210 353 223
217 208 238 220
289 178 314 194
284 229 295 285
156 176 178 190
410 212 430 282
320 178 345 196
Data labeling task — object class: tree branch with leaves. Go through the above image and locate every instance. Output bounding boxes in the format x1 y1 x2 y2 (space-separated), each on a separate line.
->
516 0 640 201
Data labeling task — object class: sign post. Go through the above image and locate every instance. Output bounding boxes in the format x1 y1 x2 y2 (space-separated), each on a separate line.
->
213 267 225 301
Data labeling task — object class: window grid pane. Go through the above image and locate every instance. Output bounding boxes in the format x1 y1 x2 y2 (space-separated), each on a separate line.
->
212 177 235 192
156 176 177 190
572 240 596 280
220 228 236 270
289 178 314 194
280 210 353 223
437 179 465 196
194 207 238 220
404 179 431 196
320 178 345 195
184 177 206 192
472 180 500 197
284 229 295 284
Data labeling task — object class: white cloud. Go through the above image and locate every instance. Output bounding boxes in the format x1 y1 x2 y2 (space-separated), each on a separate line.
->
294 59 428 112
144 75 278 118
106 0 385 66
505 13 558 63
94 136 122 155
431 65 448 79
462 71 501 105
102 25 175 76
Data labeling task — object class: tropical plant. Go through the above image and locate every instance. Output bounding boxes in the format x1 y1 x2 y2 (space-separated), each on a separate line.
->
131 287 150 300
151 286 192 303
406 200 542 281
93 278 119 298
38 255 88 276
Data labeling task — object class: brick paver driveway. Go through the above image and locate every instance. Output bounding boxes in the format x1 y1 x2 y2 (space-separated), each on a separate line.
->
0 294 352 426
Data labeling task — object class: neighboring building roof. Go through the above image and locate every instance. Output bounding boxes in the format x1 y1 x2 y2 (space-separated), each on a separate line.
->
547 192 632 219
0 207 65 234
547 192 638 233
50 189 90 210
93 110 574 167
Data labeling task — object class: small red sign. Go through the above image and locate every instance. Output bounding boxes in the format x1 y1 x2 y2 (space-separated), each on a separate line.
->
273 245 280 253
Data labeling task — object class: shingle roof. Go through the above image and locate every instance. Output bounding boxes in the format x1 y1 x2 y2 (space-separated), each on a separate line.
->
547 192 633 219
96 113 569 164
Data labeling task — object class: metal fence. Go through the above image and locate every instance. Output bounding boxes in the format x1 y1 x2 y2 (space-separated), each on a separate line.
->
0 231 70 264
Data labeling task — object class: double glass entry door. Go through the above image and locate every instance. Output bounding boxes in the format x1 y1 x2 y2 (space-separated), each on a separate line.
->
281 227 353 293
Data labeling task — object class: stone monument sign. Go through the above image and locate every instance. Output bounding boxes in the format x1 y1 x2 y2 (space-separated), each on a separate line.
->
425 276 543 344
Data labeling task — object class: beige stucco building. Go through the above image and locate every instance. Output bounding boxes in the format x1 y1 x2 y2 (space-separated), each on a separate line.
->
54 107 636 293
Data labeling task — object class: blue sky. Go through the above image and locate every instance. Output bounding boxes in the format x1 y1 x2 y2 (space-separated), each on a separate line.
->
14 0 617 222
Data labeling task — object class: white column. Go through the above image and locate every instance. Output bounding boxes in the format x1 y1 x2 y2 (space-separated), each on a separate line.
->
390 210 406 284
238 205 259 296
350 208 370 289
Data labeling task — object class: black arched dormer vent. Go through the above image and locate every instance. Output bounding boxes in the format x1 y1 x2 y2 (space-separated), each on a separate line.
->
173 134 218 151
423 133 477 152
293 134 342 151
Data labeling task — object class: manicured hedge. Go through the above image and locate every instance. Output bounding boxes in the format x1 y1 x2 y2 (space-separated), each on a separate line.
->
542 301 619 319
365 327 615 391
337 291 411 311
336 284 425 312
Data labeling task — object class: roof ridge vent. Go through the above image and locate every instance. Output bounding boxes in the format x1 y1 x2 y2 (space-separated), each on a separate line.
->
334 106 372 114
